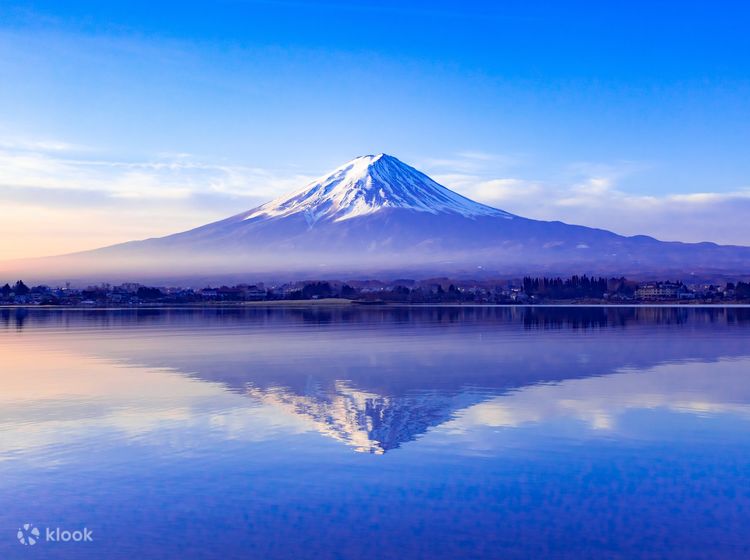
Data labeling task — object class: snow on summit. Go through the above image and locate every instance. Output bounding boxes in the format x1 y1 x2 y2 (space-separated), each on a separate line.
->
243 154 513 224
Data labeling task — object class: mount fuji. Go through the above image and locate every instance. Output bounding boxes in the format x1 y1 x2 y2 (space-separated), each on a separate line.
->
16 153 750 281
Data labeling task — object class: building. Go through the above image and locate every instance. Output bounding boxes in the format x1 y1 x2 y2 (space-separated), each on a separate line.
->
635 282 687 301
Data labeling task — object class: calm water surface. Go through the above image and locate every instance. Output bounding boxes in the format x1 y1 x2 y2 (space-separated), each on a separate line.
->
1 306 749 559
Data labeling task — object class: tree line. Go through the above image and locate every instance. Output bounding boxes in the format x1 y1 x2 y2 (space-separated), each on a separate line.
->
522 275 609 299
1 281 30 297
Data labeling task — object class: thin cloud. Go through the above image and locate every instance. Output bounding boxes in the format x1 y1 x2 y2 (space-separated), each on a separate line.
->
0 141 317 258
427 156 750 246
448 177 750 245
417 151 524 174
0 137 87 152
0 144 315 202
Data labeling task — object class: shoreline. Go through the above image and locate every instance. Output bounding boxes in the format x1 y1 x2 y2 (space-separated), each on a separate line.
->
2 301 750 310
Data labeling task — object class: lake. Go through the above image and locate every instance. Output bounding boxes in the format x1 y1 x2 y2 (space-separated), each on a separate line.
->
1 306 749 559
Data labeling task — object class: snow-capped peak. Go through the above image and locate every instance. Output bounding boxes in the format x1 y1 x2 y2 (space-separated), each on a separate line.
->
242 153 513 224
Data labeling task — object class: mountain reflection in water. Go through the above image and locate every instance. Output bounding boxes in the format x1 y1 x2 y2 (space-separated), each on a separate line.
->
2 306 749 455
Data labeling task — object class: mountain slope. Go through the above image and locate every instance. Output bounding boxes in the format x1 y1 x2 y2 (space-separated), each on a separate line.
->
242 153 512 223
11 153 750 281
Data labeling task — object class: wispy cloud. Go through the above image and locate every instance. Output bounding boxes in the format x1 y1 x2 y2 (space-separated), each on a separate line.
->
426 153 750 246
416 151 524 175
0 143 314 203
0 139 316 259
0 137 86 152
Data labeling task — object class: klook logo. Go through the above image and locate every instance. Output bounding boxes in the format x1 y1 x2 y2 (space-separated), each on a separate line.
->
17 523 40 546
16 523 93 546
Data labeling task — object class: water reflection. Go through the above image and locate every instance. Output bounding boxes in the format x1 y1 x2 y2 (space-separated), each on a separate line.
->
2 306 749 455
2 307 750 559
3 304 750 330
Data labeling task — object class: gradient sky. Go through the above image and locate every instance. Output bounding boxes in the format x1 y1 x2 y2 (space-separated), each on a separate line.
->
1 0 749 260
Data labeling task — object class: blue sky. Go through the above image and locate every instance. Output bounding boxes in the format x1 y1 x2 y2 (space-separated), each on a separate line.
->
1 1 749 258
